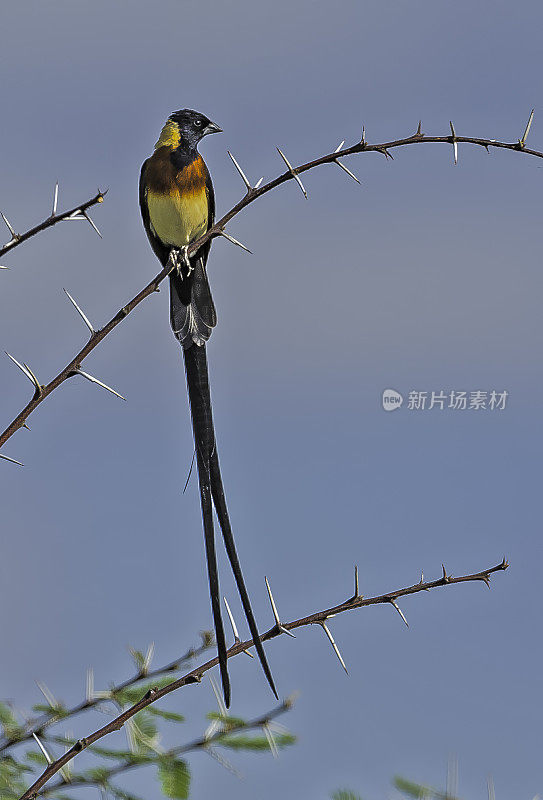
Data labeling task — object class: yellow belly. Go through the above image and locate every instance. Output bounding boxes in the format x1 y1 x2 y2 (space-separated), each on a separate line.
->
147 187 208 247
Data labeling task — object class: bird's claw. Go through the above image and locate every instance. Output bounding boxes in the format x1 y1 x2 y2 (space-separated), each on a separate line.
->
170 246 194 280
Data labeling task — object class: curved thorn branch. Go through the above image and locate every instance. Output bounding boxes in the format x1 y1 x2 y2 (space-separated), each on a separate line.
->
1 120 542 454
16 557 508 798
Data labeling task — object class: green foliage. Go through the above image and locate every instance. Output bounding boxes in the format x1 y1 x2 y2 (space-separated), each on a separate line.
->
331 792 364 800
0 702 24 740
206 711 246 728
31 703 68 718
24 750 48 765
394 776 441 799
219 732 296 751
157 757 191 799
147 707 185 723
113 677 179 708
108 788 146 800
0 754 32 799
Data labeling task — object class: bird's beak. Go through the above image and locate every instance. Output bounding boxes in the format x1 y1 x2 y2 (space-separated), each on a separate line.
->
204 121 222 136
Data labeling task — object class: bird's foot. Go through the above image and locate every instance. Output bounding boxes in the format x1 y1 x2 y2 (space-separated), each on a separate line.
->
169 246 193 279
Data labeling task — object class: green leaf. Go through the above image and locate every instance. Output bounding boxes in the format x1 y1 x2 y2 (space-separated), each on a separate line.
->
0 755 29 798
25 751 48 765
109 785 146 800
218 733 296 751
129 648 146 672
31 703 68 718
394 777 435 799
206 711 246 727
147 708 185 723
113 677 177 708
87 745 142 761
84 766 112 783
0 703 23 740
332 792 364 800
131 710 158 750
157 757 191 799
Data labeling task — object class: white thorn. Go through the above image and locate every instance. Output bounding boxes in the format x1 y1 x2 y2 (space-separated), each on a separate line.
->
52 182 59 216
0 453 24 466
23 362 41 391
276 147 307 198
265 575 280 625
254 177 264 189
263 722 279 759
143 642 155 673
1 212 17 237
219 229 252 254
390 599 409 628
36 681 59 710
67 209 84 220
75 369 126 401
334 140 346 153
450 120 458 165
320 620 348 674
82 210 102 238
334 158 360 183
32 733 53 765
227 151 252 191
0 265 10 270
223 596 239 641
362 126 366 145
520 108 534 146
353 564 359 597
86 667 94 702
63 289 95 334
5 351 38 389
209 674 227 718
487 776 495 800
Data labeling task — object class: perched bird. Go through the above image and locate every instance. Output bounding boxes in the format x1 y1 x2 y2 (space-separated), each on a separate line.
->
139 109 277 706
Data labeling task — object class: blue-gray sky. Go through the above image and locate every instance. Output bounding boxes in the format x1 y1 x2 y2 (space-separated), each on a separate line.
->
1 1 542 797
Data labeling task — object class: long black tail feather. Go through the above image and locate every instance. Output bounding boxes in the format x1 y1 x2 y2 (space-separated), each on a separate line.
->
183 342 276 704
210 449 278 699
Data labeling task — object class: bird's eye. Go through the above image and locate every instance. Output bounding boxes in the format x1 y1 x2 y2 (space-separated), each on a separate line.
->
194 120 203 128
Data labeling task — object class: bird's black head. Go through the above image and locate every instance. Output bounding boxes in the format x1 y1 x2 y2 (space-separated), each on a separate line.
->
155 109 222 152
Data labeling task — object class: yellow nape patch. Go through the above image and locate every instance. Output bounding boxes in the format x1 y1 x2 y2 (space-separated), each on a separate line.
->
147 186 209 247
154 120 180 150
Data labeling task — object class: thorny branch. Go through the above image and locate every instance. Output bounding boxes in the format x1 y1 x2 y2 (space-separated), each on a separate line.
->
17 557 508 798
0 636 214 755
37 697 294 797
0 115 542 460
0 188 105 260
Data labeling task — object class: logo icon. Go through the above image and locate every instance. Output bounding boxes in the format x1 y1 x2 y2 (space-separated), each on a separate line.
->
382 388 403 412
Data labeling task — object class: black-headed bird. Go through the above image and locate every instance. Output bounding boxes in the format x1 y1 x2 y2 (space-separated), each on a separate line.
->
139 109 276 707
